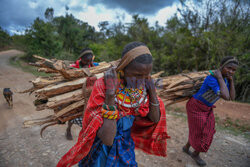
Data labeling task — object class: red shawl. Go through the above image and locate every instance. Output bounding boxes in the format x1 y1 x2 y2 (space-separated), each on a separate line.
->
57 78 170 167
186 97 216 152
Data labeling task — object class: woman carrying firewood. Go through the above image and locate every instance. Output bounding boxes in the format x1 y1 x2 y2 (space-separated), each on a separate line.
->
57 41 170 167
183 56 239 166
70 48 99 68
66 48 99 140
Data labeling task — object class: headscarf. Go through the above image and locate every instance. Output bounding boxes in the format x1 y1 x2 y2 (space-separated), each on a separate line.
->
116 45 152 71
221 57 239 69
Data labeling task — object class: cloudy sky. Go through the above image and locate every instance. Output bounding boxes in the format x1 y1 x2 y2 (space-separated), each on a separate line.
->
0 0 181 34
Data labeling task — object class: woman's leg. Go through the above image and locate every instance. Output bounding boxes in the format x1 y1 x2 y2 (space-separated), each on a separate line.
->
66 121 73 140
183 141 191 154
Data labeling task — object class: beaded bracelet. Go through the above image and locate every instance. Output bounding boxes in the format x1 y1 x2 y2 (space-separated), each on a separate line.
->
101 104 118 120
150 101 160 106
102 104 117 111
209 70 214 76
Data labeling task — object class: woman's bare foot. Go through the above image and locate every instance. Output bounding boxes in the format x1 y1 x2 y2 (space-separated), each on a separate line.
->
191 152 206 166
182 146 191 155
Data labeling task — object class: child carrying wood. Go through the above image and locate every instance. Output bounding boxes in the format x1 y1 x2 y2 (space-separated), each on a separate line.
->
183 56 239 166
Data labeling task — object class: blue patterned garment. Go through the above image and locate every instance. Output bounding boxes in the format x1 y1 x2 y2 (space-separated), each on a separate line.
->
79 115 137 167
193 75 230 107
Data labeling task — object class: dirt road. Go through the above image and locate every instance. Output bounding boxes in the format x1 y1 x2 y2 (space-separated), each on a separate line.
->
0 50 249 167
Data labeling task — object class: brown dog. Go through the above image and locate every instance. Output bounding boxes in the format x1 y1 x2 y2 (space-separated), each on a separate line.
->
3 88 13 108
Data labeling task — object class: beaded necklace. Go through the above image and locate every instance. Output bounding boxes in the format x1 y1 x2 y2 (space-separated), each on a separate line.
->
115 71 147 114
115 84 147 117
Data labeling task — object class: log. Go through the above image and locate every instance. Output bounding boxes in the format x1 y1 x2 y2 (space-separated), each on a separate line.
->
36 78 87 97
164 83 194 92
152 71 164 78
23 115 55 128
29 61 43 68
38 68 57 73
62 63 109 79
18 87 36 94
35 73 104 98
160 71 209 87
55 60 120 79
46 89 83 109
57 112 82 123
31 76 65 89
33 55 55 63
32 55 120 80
54 99 85 118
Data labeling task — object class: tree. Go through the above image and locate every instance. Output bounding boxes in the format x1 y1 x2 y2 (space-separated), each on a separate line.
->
45 8 54 22
0 27 11 49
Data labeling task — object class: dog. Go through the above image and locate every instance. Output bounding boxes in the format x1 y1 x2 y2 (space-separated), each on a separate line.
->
3 88 13 108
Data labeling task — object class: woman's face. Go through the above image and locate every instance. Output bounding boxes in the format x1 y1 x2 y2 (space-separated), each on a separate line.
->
221 63 238 79
81 56 93 67
123 62 153 89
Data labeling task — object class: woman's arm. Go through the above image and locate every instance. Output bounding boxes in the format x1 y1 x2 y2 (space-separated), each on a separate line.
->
228 76 236 100
97 69 118 146
97 92 117 146
146 77 160 123
214 70 230 100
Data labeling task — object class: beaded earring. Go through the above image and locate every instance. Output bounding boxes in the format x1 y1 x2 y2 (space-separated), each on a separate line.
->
117 70 125 88
118 70 124 78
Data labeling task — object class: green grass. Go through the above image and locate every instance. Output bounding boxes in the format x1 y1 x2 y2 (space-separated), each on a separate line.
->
216 124 250 141
166 106 187 120
216 117 250 141
9 55 52 77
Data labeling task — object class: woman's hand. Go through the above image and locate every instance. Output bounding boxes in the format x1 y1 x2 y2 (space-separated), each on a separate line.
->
214 69 230 100
214 69 223 79
97 118 116 146
146 75 160 123
98 68 118 146
146 75 156 92
227 75 233 81
104 68 119 94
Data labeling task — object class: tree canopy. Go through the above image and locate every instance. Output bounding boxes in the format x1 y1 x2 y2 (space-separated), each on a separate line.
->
0 0 249 102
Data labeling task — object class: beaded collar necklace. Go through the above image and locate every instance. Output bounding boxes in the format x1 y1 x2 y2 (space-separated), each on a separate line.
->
115 83 147 109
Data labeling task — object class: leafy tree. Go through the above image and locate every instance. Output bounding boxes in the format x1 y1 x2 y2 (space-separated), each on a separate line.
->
0 27 11 49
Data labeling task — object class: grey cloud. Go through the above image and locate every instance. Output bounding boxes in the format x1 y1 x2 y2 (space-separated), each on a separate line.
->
0 0 78 32
0 0 39 30
88 0 177 15
69 5 84 12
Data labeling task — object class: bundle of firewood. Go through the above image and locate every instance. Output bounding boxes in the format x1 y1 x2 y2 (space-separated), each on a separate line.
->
155 71 210 105
22 55 211 136
22 55 120 135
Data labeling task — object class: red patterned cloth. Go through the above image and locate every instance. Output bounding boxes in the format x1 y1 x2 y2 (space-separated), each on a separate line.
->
70 59 81 68
186 97 216 152
70 59 92 69
57 78 170 167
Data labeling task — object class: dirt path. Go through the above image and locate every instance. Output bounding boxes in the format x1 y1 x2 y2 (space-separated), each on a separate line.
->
0 50 78 167
0 50 249 167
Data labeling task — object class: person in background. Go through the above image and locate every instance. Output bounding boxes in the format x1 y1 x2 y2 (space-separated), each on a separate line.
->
70 48 99 69
66 48 99 140
183 56 239 166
